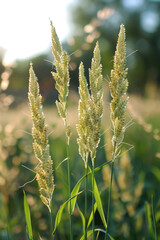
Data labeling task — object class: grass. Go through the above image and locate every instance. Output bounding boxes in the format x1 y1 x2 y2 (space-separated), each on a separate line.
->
0 23 160 240
0 101 160 239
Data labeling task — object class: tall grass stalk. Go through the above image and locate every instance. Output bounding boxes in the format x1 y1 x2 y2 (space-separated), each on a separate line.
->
105 157 114 240
50 22 73 240
105 24 129 239
89 42 103 240
66 132 73 240
50 210 54 239
151 196 158 240
84 154 89 240
77 42 103 239
92 160 95 240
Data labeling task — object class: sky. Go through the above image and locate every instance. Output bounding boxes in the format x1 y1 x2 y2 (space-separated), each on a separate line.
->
0 0 73 65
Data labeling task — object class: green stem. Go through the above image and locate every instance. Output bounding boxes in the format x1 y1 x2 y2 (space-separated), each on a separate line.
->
92 159 95 240
64 118 73 240
50 210 54 240
151 196 157 240
105 144 116 240
66 137 73 240
84 154 89 240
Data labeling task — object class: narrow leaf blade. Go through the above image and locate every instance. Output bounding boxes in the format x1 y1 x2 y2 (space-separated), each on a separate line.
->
88 167 107 230
145 201 154 239
77 204 85 234
23 191 33 240
68 161 111 214
68 175 86 214
93 173 107 229
87 202 97 229
53 201 67 234
54 191 83 234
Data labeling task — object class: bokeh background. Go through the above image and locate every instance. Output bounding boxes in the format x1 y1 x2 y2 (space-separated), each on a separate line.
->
0 0 160 239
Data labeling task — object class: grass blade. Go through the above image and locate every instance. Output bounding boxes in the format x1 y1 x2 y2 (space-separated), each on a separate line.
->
87 202 97 229
23 191 33 240
94 178 107 230
53 191 83 234
68 175 86 214
53 199 68 234
94 161 111 173
68 161 111 214
77 204 85 234
145 201 154 239
151 197 158 240
89 166 107 230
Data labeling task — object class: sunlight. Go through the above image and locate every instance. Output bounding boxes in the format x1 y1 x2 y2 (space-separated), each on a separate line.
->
0 0 72 64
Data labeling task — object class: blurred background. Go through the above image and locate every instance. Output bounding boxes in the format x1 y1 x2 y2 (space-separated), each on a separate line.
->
0 0 160 239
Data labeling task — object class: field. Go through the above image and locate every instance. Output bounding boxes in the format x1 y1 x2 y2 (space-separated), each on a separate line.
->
0 92 160 240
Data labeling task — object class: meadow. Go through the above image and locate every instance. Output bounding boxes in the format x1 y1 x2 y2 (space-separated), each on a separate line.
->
0 92 160 240
0 24 160 240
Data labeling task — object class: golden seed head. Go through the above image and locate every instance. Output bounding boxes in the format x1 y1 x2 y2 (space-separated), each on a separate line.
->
77 42 103 166
28 64 54 212
50 22 70 125
109 24 129 153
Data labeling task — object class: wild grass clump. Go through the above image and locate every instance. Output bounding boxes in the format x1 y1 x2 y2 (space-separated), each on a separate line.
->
22 22 158 240
27 23 129 240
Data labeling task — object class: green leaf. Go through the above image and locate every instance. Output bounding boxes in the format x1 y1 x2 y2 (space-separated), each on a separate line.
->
53 191 83 234
89 167 107 230
87 202 97 229
53 200 68 234
94 161 111 173
77 204 85 234
68 160 111 214
68 175 86 214
145 201 154 239
94 179 107 229
23 191 33 240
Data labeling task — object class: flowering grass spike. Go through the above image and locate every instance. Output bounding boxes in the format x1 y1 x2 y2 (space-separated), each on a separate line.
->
109 24 129 157
50 21 71 140
28 63 54 212
77 42 103 166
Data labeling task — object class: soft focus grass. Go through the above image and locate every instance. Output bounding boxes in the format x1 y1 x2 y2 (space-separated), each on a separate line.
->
0 94 160 239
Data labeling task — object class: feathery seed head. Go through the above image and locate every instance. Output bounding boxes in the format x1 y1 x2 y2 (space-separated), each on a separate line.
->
77 43 103 166
50 22 71 141
28 63 54 212
109 24 129 156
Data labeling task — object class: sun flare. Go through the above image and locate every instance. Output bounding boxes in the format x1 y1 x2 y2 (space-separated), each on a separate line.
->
0 0 72 65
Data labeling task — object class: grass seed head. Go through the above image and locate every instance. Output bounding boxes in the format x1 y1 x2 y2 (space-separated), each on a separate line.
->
109 24 129 155
77 43 103 166
28 63 54 212
50 22 70 125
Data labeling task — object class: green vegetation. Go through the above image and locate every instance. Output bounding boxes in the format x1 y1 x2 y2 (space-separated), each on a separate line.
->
0 22 160 240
